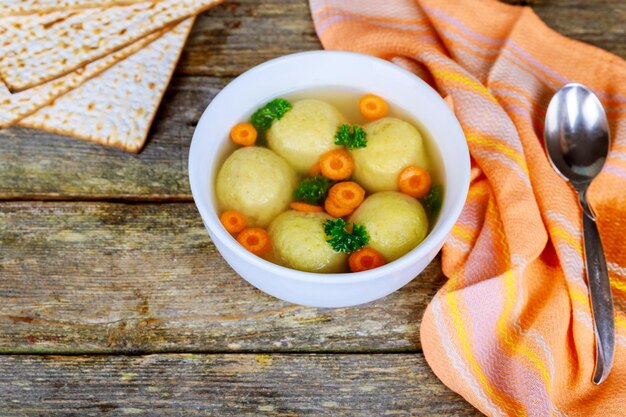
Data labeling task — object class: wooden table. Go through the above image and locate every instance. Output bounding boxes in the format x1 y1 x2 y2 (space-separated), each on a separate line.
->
0 1 623 415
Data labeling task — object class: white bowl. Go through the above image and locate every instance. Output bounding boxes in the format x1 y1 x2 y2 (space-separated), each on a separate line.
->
189 51 469 308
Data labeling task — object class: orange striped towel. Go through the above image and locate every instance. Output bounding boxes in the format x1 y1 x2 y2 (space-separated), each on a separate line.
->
310 0 626 415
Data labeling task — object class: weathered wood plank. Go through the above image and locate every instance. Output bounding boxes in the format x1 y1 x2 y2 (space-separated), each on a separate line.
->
0 354 481 416
0 202 442 354
0 0 623 200
178 0 626 76
531 1 626 59
179 0 321 77
0 76 219 200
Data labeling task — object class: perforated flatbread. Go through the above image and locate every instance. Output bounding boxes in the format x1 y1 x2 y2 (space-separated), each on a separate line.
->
0 26 169 128
0 0 222 91
0 0 163 17
18 18 194 153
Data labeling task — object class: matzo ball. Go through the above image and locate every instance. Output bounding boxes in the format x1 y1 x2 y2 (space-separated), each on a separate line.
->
351 117 429 193
216 147 297 228
350 192 428 261
269 211 348 273
267 99 346 173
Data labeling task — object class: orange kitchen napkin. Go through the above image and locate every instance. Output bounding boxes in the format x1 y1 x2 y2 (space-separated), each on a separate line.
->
309 0 626 415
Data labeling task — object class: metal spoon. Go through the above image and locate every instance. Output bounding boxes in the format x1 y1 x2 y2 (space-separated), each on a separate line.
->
544 83 614 384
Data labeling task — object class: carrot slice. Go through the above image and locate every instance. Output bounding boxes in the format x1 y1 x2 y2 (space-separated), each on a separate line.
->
327 181 365 209
324 197 354 218
349 247 386 272
236 227 271 256
230 122 258 146
290 201 324 212
309 162 321 176
398 166 432 198
359 94 388 120
319 149 353 181
220 210 247 234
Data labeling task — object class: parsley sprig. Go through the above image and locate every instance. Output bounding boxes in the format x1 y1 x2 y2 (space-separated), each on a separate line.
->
250 98 292 131
334 124 367 150
323 218 369 253
422 184 443 217
294 176 333 205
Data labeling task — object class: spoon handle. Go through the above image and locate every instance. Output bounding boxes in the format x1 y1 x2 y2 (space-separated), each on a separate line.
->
580 198 614 384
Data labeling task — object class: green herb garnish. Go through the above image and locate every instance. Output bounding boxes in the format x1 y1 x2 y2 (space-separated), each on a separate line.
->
250 98 292 131
334 124 367 150
294 175 333 205
421 184 443 217
323 218 369 253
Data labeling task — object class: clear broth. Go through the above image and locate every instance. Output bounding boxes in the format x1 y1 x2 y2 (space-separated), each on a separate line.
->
214 88 446 229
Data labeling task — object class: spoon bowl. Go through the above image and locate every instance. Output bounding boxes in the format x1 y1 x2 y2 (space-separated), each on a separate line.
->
544 83 610 184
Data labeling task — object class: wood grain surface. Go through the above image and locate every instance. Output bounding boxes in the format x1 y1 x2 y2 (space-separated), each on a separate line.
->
0 202 440 354
0 354 482 416
0 0 623 200
0 1 623 415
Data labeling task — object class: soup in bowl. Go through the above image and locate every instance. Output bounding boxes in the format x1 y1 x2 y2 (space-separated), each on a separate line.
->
189 51 470 307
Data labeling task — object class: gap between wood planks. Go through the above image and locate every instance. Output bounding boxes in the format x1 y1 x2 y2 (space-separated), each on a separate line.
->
1 350 424 356
0 195 194 203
